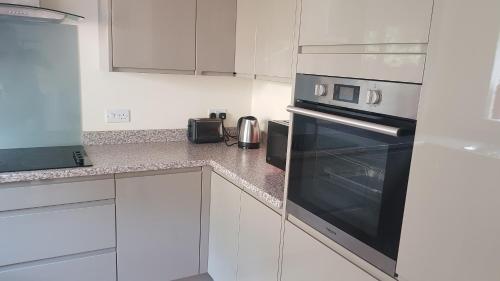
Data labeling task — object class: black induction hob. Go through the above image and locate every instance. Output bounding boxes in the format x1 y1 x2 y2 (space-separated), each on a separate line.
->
0 145 93 173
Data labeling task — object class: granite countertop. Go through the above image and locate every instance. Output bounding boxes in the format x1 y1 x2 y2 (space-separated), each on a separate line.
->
0 141 285 210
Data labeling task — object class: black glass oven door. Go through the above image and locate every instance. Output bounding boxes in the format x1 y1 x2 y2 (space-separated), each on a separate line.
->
288 103 415 265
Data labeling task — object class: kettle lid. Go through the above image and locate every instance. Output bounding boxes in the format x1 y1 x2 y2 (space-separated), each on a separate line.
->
242 116 257 121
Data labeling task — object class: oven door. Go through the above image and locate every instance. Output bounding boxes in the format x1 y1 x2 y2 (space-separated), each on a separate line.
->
287 103 416 276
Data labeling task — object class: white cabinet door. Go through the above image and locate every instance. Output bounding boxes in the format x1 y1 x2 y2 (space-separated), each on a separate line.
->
299 0 434 46
196 0 237 74
208 172 283 281
297 53 426 83
396 1 500 281
208 173 241 281
254 0 296 79
116 170 202 281
236 193 281 281
111 0 196 72
0 252 116 281
0 177 114 212
0 202 116 267
281 221 376 281
234 0 258 76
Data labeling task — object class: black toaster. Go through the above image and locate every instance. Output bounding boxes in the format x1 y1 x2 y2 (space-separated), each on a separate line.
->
187 118 223 144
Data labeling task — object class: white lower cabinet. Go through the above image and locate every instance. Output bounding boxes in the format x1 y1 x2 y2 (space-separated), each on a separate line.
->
208 172 281 281
281 221 376 281
208 173 241 281
0 252 116 281
236 193 281 281
116 169 203 281
0 177 117 281
0 203 116 267
0 177 115 212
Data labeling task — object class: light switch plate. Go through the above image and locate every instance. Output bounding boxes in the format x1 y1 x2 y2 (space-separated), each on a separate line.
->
106 109 130 123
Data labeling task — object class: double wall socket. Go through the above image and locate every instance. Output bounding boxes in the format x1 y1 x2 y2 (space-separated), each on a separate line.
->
106 109 130 123
208 108 227 117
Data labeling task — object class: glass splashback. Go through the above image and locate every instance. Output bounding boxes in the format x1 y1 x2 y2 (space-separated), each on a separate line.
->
0 18 81 149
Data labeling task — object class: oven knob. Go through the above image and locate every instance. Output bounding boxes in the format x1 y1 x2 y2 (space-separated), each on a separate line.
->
366 90 382 105
314 84 327 97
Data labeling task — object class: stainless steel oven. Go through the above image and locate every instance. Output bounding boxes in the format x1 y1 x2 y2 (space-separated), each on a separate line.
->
286 74 421 277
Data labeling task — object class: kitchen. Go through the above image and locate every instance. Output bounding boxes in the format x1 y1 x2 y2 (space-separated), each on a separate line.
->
0 0 499 281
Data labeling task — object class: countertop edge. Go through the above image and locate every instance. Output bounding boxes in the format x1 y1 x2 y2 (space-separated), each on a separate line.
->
209 160 283 212
0 159 284 210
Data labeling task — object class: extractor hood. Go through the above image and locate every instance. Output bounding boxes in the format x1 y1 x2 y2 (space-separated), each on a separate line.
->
0 0 84 23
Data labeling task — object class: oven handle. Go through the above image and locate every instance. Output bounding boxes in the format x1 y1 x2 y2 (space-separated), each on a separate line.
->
287 106 402 137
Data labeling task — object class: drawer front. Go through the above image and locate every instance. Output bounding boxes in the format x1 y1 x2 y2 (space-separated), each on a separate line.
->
0 177 115 212
297 53 426 84
0 202 116 267
0 251 116 281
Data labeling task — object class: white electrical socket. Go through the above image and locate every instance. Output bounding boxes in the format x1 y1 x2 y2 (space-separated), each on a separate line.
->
106 109 130 123
208 108 227 117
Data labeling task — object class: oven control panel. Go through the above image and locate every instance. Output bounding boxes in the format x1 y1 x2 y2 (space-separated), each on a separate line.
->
296 74 421 120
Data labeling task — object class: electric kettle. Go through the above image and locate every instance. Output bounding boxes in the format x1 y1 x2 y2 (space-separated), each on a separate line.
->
237 116 261 149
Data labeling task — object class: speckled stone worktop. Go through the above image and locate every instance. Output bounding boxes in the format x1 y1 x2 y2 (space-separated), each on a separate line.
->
0 141 285 210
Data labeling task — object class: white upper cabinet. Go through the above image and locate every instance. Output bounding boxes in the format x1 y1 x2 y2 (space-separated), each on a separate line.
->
297 52 427 83
234 0 258 76
296 0 433 82
107 0 237 74
254 0 296 80
111 0 197 72
235 0 296 81
196 0 237 75
299 0 434 46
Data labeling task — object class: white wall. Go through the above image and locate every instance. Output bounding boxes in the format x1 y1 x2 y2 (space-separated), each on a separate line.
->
41 0 253 131
249 80 292 131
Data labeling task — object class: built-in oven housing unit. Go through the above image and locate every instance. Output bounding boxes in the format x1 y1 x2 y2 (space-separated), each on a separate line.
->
286 74 421 277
